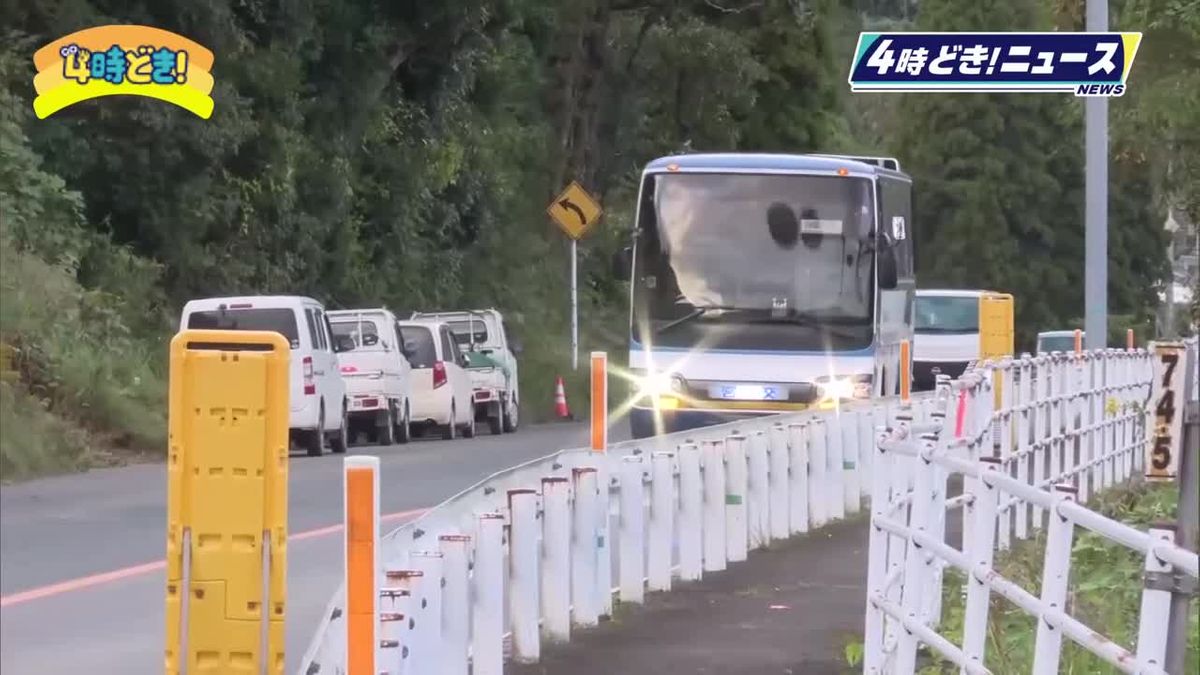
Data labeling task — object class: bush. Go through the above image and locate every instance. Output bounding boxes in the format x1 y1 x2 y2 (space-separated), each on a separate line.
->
925 482 1198 674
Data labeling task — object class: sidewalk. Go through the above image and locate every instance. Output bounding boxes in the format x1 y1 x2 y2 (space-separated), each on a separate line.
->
508 516 871 675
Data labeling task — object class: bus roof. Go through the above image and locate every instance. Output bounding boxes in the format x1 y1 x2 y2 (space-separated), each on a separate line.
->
644 153 908 179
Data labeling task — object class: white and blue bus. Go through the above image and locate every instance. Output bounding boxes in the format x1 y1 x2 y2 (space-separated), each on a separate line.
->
616 153 916 439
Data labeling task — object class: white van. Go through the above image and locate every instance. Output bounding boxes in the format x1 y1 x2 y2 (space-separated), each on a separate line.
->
180 295 349 456
397 319 475 439
327 308 414 446
912 289 1014 391
1037 330 1081 354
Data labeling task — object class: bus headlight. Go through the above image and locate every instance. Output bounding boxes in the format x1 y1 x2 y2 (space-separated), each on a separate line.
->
631 369 687 405
816 374 872 401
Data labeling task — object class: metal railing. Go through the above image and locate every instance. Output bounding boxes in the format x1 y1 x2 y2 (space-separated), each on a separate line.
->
298 392 932 674
863 347 1200 674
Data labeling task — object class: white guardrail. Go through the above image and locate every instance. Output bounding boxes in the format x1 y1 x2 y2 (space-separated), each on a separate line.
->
299 387 924 674
864 345 1200 675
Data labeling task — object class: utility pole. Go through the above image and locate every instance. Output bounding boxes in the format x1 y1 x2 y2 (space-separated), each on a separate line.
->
1084 0 1109 350
1165 339 1198 675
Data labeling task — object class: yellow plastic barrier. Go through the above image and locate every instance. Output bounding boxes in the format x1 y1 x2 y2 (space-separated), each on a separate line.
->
979 293 1015 409
165 329 289 674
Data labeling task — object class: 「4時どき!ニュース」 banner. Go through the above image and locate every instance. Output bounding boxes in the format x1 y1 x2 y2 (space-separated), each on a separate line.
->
849 32 1142 97
32 25 215 119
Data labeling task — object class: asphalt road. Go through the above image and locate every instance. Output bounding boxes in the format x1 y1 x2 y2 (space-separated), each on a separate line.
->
0 421 610 674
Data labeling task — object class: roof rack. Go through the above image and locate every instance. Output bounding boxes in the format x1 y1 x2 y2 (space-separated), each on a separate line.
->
809 154 902 172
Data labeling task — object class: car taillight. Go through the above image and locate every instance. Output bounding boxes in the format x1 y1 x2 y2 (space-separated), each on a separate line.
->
303 356 315 395
432 361 447 389
341 365 358 374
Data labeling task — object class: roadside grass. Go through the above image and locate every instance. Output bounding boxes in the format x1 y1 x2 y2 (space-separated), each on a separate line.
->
0 229 167 481
845 481 1199 673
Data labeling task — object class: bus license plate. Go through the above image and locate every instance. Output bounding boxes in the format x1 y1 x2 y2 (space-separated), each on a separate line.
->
715 384 781 401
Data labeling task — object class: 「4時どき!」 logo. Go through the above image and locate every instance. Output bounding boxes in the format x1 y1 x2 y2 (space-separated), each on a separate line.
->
848 32 1142 97
32 25 214 119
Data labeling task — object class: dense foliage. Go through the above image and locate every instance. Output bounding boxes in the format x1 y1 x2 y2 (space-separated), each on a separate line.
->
0 0 1192 477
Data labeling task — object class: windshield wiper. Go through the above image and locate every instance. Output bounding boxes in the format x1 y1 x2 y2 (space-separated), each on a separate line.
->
653 304 742 335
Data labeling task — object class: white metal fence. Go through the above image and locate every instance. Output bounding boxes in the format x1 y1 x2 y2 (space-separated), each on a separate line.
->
863 347 1200 674
298 393 929 674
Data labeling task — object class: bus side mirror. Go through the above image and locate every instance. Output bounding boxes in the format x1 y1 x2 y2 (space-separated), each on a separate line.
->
878 247 899 290
612 246 632 280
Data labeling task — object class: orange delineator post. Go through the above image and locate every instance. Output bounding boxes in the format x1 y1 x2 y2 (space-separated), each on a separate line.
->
344 456 381 675
1074 329 1083 355
590 352 607 452
899 339 911 404
1126 328 1135 350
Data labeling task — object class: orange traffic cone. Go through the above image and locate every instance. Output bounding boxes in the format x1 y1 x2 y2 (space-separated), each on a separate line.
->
554 376 573 420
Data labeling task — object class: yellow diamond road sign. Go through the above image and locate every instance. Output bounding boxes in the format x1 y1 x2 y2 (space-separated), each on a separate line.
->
548 181 603 240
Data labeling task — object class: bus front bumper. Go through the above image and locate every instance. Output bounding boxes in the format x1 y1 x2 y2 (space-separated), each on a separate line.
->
628 405 795 439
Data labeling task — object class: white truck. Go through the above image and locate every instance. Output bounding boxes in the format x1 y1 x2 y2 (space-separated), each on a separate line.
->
411 308 522 434
327 308 414 446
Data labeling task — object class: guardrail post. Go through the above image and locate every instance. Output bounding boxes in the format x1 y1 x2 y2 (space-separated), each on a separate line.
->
1135 526 1175 670
767 424 790 541
677 443 703 581
570 468 599 627
894 433 940 673
596 467 614 618
1031 483 1078 675
438 534 470 675
963 456 1001 669
541 477 571 643
1029 359 1047 531
1086 353 1102 501
725 435 749 563
701 439 727 572
619 455 646 605
1016 357 1032 540
858 408 875 490
508 488 540 663
380 586 409 675
412 551 445 672
386 570 423 675
809 420 828 527
471 512 504 675
748 431 771 549
826 417 847 521
1076 353 1091 504
997 363 1014 552
787 423 809 535
862 421 893 674
842 410 862 515
648 451 675 592
884 409 911 646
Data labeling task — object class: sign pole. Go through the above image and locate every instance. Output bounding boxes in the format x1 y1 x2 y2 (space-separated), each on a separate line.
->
571 239 579 372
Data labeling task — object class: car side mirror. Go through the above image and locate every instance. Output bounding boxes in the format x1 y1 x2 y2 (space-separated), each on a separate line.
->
402 340 418 358
878 246 899 290
612 246 632 280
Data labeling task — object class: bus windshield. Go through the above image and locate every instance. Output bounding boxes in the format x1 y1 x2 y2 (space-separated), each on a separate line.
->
632 172 876 351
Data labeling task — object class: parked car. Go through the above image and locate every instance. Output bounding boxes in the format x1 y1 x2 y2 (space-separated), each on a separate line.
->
179 295 349 456
411 308 522 434
397 319 475 439
327 308 414 446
